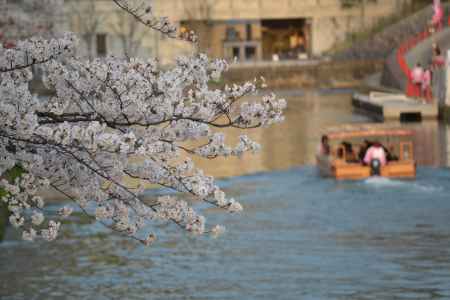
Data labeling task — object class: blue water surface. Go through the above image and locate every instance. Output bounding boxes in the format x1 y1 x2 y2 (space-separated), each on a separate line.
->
1 166 450 300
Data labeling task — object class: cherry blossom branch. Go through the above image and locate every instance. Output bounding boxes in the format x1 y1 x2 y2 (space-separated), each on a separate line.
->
111 0 177 37
0 0 285 244
49 182 150 244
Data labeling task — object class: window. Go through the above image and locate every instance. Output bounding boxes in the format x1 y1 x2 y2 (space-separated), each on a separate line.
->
246 23 252 41
232 47 240 60
226 27 239 41
400 141 414 161
96 33 107 57
245 46 256 60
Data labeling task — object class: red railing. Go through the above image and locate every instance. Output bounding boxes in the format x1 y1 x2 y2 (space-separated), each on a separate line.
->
397 30 431 97
397 16 447 98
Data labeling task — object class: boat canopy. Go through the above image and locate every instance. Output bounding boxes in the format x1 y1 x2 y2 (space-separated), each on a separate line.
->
323 124 414 140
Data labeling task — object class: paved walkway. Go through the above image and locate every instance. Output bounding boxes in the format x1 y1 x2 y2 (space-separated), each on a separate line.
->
403 27 450 105
405 27 450 68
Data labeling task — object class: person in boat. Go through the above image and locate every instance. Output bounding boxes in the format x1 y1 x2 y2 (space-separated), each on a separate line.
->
384 145 398 162
358 140 372 163
364 141 387 175
332 146 347 166
341 141 357 162
318 135 330 156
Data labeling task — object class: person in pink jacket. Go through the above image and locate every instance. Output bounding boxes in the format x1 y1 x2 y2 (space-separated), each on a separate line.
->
411 63 424 97
432 0 443 31
363 142 387 167
422 65 432 102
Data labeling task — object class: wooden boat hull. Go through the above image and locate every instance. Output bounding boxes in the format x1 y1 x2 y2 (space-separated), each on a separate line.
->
316 155 416 180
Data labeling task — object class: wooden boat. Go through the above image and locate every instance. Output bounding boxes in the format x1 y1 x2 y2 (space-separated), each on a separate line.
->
316 124 416 180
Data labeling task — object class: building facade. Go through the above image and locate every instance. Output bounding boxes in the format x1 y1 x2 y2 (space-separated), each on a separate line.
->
64 0 166 61
15 0 409 64
154 0 411 62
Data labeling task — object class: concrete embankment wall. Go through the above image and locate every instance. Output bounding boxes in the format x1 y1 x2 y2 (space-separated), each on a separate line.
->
338 5 435 62
224 60 384 89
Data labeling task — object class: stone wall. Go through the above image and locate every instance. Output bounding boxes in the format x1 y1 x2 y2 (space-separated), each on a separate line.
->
311 14 381 56
223 60 384 89
156 0 404 21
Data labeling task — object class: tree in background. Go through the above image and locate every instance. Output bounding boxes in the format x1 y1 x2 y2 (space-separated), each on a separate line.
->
110 9 147 58
0 0 286 245
66 0 107 60
182 0 215 54
0 0 63 47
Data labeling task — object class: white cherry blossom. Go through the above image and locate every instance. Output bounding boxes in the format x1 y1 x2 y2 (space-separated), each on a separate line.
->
0 0 285 244
31 211 44 225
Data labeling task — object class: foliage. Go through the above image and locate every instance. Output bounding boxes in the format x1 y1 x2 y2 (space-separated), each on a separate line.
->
0 165 24 241
0 202 6 240
0 0 285 245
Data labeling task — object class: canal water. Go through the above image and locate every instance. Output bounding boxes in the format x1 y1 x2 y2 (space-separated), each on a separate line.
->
2 90 450 300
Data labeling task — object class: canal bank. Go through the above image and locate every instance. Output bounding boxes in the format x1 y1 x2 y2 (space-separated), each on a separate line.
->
326 3 450 123
223 59 384 89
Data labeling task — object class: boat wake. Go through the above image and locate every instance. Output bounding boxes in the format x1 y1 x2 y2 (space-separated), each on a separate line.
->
362 176 442 193
363 176 404 187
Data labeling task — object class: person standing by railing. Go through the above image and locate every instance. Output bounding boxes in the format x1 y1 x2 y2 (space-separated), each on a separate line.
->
422 63 433 103
431 0 444 32
411 62 424 98
432 43 445 67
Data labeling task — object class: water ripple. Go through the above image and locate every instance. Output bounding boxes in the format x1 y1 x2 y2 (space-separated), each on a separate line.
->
2 167 450 299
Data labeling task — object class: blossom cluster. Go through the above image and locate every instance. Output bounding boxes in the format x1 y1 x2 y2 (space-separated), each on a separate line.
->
0 172 66 241
0 0 286 245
